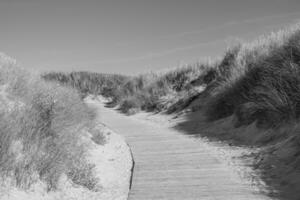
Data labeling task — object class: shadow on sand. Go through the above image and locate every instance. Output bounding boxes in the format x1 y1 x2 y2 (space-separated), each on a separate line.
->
172 107 300 200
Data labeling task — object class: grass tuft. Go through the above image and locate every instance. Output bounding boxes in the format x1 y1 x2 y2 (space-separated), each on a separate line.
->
0 55 100 192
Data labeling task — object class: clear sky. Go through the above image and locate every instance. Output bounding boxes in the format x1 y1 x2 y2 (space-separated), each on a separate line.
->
1 0 300 75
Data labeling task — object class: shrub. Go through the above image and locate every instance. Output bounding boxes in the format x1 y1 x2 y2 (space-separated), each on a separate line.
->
42 62 210 113
0 55 98 191
205 24 300 128
119 96 142 114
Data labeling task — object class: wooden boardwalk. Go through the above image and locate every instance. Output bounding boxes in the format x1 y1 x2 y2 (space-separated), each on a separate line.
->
94 101 271 200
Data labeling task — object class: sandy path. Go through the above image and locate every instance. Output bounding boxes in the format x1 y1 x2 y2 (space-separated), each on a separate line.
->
91 99 273 200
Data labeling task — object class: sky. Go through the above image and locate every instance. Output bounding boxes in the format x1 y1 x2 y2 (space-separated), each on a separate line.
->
1 0 300 75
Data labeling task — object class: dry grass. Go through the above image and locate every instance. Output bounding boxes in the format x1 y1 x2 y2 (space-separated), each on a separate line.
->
0 54 99 192
185 23 300 199
90 126 107 146
43 71 129 99
43 61 211 114
205 24 300 127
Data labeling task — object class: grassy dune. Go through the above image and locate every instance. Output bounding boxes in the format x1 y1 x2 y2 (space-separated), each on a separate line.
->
44 24 300 199
44 61 213 114
197 24 300 200
0 53 99 193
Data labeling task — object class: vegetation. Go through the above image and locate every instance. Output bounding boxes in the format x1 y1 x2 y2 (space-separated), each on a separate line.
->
43 71 129 99
44 61 213 114
44 23 300 199
0 53 99 191
200 24 300 199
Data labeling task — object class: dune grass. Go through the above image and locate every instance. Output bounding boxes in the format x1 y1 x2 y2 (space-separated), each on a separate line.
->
184 23 300 199
44 61 212 114
0 53 99 192
204 25 300 126
43 23 300 199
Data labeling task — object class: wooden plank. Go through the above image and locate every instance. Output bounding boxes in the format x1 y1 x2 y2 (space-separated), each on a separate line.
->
96 102 271 200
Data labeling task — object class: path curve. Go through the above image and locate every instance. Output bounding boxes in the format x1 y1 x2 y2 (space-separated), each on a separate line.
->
89 99 272 200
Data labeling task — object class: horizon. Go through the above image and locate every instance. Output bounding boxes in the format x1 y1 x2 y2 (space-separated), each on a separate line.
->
1 0 300 75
